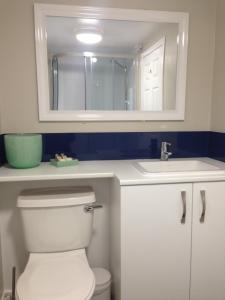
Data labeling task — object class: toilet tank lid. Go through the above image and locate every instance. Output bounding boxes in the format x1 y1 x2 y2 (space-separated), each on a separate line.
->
17 187 96 208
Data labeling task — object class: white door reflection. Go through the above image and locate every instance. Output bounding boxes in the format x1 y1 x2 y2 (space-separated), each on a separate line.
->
141 37 165 111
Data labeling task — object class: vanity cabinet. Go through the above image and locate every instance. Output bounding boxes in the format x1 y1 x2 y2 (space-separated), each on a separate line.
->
121 183 192 300
117 182 225 300
191 182 225 300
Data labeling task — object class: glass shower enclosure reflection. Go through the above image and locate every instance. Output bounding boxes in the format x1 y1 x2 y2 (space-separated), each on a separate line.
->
50 54 136 111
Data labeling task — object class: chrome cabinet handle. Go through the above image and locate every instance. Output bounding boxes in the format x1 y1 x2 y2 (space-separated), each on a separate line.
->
84 203 103 213
200 190 206 223
181 191 186 224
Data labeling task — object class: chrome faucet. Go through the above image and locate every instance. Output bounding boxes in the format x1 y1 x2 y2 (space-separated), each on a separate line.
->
160 142 172 161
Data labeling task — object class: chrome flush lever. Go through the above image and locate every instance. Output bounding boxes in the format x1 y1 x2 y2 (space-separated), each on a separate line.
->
84 203 103 213
181 191 186 224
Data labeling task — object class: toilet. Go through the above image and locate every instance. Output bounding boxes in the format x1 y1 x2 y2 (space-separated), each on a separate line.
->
92 268 111 300
16 187 111 300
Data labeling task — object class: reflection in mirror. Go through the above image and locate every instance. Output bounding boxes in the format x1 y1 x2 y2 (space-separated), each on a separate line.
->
47 17 178 112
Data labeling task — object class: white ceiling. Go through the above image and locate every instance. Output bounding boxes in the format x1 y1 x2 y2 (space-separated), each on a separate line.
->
47 16 177 56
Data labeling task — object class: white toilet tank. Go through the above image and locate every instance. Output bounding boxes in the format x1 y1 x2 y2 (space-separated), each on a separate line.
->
17 187 96 253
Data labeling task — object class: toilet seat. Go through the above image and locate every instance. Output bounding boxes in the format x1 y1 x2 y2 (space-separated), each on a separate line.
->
16 249 95 300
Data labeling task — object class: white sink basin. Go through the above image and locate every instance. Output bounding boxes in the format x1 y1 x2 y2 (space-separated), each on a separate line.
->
135 159 220 174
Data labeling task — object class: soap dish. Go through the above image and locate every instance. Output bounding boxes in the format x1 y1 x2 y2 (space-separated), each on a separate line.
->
50 159 79 167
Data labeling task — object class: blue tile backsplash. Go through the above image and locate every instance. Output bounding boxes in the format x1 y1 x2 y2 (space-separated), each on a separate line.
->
0 135 5 165
41 131 211 161
0 131 224 164
0 131 212 164
209 132 225 162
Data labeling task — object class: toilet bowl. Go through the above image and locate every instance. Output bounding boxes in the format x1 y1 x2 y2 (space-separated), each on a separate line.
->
16 249 95 300
16 187 111 300
92 268 111 300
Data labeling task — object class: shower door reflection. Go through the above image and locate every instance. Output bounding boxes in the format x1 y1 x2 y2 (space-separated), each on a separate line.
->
51 54 136 111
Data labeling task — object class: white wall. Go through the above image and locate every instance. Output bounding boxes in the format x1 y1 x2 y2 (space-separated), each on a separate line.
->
211 0 225 132
0 178 111 290
0 0 217 133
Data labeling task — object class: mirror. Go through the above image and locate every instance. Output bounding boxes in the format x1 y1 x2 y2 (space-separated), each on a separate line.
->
35 5 188 121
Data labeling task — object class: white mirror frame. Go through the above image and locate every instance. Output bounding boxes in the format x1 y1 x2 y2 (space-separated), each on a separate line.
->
34 4 189 121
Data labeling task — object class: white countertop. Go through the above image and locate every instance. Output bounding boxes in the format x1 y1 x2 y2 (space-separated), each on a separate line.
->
1 157 225 185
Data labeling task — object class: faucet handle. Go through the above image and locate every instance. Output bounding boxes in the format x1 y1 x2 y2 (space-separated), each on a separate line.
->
161 141 171 150
162 142 171 147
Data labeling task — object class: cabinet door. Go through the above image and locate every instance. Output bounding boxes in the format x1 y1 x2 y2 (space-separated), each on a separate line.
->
191 182 225 300
121 184 192 300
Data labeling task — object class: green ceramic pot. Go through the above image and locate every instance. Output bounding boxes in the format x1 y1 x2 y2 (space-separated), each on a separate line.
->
4 134 42 169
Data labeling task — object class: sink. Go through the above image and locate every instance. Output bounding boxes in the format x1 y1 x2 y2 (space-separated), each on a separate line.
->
134 159 221 174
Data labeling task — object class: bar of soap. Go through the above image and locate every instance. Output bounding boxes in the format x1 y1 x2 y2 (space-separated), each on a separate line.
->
50 158 79 167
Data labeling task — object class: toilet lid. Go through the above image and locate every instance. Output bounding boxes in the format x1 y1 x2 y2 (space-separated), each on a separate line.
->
16 250 95 300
